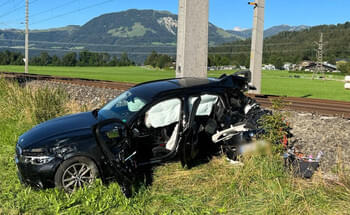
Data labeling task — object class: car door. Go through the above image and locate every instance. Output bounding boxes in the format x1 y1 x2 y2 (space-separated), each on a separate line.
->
93 119 136 184
181 93 224 168
180 97 201 168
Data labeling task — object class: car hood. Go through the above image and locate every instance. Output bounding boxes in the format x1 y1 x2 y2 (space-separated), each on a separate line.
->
18 112 100 148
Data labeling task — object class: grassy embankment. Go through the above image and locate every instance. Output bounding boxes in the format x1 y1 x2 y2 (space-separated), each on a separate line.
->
0 65 349 101
0 78 350 214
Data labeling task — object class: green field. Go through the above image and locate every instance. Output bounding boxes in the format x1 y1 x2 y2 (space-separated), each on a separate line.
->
1 80 349 214
0 65 349 101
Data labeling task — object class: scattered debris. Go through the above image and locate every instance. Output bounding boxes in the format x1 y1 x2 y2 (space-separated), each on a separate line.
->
284 149 322 178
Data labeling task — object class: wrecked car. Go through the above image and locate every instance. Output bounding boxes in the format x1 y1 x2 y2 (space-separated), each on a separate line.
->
15 71 269 195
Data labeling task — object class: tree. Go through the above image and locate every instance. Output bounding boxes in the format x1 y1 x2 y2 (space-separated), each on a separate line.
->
338 62 350 74
62 52 77 66
145 51 159 67
51 55 61 66
145 51 173 69
157 55 172 69
108 56 119 66
78 50 91 66
270 55 284 69
39 52 52 65
118 52 134 66
0 50 24 65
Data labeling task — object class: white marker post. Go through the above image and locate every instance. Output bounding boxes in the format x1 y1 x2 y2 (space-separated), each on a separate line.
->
345 76 350 90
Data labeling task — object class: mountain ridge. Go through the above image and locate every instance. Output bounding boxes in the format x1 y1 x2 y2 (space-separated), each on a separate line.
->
227 24 310 39
0 9 313 63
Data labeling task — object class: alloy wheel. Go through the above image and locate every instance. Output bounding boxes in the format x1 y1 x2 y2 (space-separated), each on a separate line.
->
61 162 96 192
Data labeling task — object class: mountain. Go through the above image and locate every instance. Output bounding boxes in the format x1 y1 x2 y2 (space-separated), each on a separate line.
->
0 9 242 63
0 9 315 63
228 25 310 39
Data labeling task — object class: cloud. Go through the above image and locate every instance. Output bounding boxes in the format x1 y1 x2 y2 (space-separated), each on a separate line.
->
233 26 248 32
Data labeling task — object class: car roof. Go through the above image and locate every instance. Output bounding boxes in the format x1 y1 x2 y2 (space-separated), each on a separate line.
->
129 75 247 101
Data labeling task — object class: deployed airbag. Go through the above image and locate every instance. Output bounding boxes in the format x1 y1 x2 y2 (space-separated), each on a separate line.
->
165 124 179 150
145 99 181 128
190 95 218 116
128 97 146 112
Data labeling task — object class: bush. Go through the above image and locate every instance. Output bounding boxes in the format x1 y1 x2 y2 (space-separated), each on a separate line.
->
338 62 350 75
32 87 68 123
0 79 69 124
258 98 290 145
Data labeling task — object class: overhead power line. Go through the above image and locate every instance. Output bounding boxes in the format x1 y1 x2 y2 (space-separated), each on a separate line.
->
0 0 39 19
31 0 116 25
0 0 13 8
31 0 77 19
9 0 77 23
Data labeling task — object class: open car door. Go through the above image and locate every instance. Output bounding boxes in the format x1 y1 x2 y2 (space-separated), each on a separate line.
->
181 97 201 168
93 119 136 187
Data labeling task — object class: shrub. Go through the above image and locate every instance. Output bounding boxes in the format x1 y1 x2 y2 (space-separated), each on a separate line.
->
32 87 68 123
338 62 350 75
258 98 290 145
0 79 69 124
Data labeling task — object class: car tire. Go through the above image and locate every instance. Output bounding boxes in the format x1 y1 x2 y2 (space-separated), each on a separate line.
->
54 156 99 192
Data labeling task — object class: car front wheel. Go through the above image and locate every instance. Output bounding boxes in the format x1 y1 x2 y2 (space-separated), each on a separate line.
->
54 156 99 192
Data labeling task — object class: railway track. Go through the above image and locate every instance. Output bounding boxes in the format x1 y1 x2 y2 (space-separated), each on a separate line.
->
0 72 134 90
1 72 350 118
249 94 350 118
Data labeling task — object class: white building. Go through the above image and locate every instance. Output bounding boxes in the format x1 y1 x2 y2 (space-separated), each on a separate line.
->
262 64 276 70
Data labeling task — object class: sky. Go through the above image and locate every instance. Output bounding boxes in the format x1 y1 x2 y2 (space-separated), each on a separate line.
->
0 0 349 30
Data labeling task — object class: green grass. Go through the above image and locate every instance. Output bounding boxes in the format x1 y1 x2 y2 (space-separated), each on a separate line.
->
262 70 349 101
0 79 350 214
0 65 349 101
0 65 176 83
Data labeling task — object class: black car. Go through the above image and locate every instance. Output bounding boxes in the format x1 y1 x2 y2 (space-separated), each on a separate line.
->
15 71 267 195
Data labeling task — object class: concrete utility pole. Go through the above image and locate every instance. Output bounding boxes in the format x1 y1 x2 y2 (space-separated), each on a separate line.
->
312 33 325 80
176 0 209 78
24 0 29 73
249 0 265 94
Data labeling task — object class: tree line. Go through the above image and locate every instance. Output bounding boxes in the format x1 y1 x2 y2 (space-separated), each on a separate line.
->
0 49 175 68
0 50 135 66
144 51 174 69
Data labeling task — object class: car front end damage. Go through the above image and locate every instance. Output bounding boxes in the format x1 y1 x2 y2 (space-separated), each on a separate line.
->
15 145 61 188
211 94 272 161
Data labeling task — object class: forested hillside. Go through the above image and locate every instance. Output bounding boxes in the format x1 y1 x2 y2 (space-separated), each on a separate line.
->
209 22 350 67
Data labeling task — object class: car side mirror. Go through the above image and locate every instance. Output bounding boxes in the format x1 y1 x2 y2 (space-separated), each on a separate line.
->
106 128 120 139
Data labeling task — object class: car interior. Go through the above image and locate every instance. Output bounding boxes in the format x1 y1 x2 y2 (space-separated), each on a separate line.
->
132 94 227 162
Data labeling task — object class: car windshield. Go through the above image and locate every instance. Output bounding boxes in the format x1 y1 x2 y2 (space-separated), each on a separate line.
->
98 90 149 122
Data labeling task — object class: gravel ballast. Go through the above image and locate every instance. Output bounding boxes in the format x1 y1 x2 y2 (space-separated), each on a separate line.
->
288 111 350 173
25 80 123 108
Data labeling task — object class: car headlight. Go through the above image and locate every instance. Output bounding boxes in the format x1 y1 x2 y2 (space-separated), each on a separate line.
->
21 155 55 165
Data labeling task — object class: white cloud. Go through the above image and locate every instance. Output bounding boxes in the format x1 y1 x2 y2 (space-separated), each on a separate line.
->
233 26 248 32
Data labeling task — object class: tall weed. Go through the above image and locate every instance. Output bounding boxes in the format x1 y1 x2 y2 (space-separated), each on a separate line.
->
32 87 68 123
0 79 69 124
